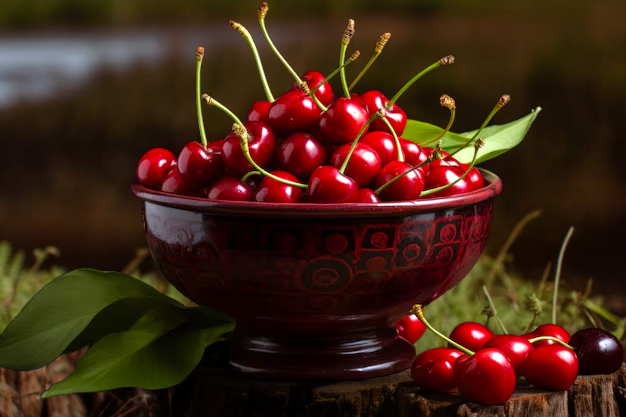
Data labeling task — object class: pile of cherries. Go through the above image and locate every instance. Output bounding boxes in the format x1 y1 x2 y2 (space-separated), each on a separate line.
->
397 306 624 405
135 4 498 204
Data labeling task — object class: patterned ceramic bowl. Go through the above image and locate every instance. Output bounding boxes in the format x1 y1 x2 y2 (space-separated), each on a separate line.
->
131 169 502 380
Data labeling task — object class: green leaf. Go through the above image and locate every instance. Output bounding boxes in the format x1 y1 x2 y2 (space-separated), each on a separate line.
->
402 107 542 164
0 268 179 370
42 305 234 398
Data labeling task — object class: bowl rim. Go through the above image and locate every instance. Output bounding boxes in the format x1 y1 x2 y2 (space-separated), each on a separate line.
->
131 168 502 217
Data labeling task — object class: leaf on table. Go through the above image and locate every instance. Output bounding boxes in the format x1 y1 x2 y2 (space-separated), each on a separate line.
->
41 304 235 398
402 107 542 164
0 268 180 370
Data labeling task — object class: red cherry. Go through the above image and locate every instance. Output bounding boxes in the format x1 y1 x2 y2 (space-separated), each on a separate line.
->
292 71 334 107
527 324 571 348
222 121 276 175
360 131 399 166
448 322 494 352
349 92 366 110
569 328 624 375
306 166 359 203
375 161 424 201
267 89 322 137
255 171 303 203
330 143 382 187
424 165 475 197
355 188 381 203
400 139 429 175
207 140 225 152
275 132 328 180
523 345 578 390
460 163 484 190
206 177 253 201
247 100 272 125
319 97 370 145
453 348 517 405
136 148 176 190
176 141 225 189
396 314 426 345
360 90 407 136
483 335 534 377
411 348 465 393
161 168 202 197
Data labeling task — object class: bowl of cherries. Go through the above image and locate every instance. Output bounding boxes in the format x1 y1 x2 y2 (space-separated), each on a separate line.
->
131 4 535 380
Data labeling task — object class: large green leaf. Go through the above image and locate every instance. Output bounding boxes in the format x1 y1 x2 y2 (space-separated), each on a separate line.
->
41 304 234 398
0 269 179 370
402 107 542 164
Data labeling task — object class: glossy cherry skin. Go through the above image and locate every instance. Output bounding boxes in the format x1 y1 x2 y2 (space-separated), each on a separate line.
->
453 348 517 405
176 141 225 189
206 177 253 201
448 322 494 352
255 171 303 203
523 345 578 390
136 148 176 190
526 324 571 348
460 164 484 189
424 165 475 198
330 143 382 188
222 121 276 175
396 314 426 345
292 71 334 107
319 97 370 145
361 90 407 137
355 188 381 203
375 161 424 202
360 131 399 166
483 335 534 377
400 139 429 175
276 132 327 180
160 168 202 197
267 89 322 137
306 166 359 203
411 348 465 393
569 328 623 375
247 100 272 125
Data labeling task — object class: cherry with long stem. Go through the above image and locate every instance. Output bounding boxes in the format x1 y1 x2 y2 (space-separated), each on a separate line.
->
339 19 355 99
373 143 441 196
421 94 456 147
229 20 274 102
338 110 383 175
387 55 455 108
450 94 509 157
527 336 575 350
378 116 403 161
349 32 390 91
411 305 474 356
195 46 208 148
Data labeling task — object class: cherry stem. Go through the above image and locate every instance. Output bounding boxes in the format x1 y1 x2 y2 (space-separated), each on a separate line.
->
450 94 510 157
411 304 474 356
195 47 208 149
527 336 575 350
419 139 483 197
388 55 455 107
232 124 307 189
202 94 245 128
374 144 440 196
299 82 327 112
340 19 355 99
240 170 261 183
257 3 301 85
552 226 575 324
229 20 275 102
310 50 360 94
379 117 404 161
421 94 456 147
348 32 390 91
339 111 380 174
482 285 509 335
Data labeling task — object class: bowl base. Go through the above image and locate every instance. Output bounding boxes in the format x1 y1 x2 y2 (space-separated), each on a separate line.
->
227 324 416 380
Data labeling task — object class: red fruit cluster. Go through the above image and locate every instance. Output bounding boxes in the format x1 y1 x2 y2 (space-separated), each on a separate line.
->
136 80 482 203
409 317 624 405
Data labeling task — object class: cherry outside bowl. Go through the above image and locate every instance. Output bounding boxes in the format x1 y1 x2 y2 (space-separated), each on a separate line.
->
131 169 502 380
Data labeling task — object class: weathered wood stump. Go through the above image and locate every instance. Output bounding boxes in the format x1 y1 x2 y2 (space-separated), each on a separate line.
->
170 342 626 417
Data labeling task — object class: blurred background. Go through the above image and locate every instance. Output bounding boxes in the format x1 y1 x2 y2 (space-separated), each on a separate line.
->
0 0 624 310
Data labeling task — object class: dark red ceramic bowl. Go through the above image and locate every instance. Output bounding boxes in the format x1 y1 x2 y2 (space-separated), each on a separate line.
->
131 169 502 380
